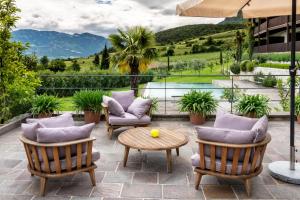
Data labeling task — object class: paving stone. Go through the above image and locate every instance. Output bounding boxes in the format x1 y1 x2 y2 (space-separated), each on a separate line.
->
132 172 158 184
159 172 187 185
56 182 94 197
117 162 142 172
163 185 205 199
202 185 236 199
25 179 63 196
0 195 34 200
72 171 105 184
0 159 22 169
33 196 70 200
266 185 300 199
232 184 273 199
91 183 122 198
121 183 162 198
102 172 133 184
0 180 31 195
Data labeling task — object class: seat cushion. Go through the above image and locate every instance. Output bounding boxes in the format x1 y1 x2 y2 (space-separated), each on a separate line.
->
191 154 257 175
26 113 75 128
103 96 125 117
127 97 152 119
112 90 135 111
252 116 268 143
214 111 257 130
41 150 100 173
109 112 151 126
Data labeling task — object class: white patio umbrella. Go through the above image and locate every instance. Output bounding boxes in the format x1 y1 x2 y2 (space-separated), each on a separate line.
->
177 0 300 184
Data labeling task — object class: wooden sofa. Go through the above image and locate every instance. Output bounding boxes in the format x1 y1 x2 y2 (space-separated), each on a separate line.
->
19 135 98 196
193 134 271 196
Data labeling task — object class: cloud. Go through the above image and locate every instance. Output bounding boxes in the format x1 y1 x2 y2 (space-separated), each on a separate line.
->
15 0 223 37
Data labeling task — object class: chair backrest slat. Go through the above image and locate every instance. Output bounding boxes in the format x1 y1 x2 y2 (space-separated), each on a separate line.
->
210 145 216 171
231 148 241 175
77 143 82 169
258 145 267 167
86 141 93 167
23 144 34 170
250 147 262 173
40 147 50 173
53 147 61 173
199 143 205 169
221 147 228 174
241 147 252 174
65 146 72 172
31 146 41 171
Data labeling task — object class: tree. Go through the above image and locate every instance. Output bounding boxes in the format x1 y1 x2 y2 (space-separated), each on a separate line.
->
22 53 38 70
235 30 245 63
109 26 157 96
48 59 66 72
93 54 100 66
0 0 40 122
71 60 80 71
247 21 255 61
220 50 224 74
166 47 174 56
40 56 49 69
100 44 110 70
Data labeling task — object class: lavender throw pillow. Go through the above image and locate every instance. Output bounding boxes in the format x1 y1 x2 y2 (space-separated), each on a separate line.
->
103 96 125 117
252 115 268 143
214 112 257 130
127 97 152 119
112 90 135 111
21 122 45 141
26 113 74 128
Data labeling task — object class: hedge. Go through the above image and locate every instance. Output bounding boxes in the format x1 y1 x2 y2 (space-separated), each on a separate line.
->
38 70 154 97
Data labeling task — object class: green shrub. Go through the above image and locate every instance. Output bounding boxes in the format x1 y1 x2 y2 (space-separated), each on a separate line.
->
295 96 300 116
178 90 218 117
246 61 255 72
221 85 243 103
254 71 265 83
240 60 248 72
31 95 61 116
230 63 241 74
73 90 106 113
262 74 277 87
235 94 271 117
258 62 289 69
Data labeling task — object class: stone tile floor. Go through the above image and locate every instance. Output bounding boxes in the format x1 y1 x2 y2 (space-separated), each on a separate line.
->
0 120 300 199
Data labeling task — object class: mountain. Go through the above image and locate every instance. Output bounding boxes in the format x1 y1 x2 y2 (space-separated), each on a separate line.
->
12 29 108 58
155 23 245 45
218 17 246 25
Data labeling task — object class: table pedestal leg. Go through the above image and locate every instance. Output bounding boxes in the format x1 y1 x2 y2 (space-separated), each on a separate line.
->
166 149 172 173
123 146 130 167
176 148 179 156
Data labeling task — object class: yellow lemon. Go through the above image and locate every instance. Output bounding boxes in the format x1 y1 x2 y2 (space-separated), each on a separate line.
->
150 129 160 138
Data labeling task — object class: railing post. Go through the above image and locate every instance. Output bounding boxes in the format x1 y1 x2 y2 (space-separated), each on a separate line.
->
231 75 234 113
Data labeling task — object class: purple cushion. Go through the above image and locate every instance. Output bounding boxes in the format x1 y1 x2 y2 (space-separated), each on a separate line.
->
26 113 74 128
21 122 45 141
214 111 257 130
109 112 151 126
127 97 152 119
103 96 125 117
252 116 268 143
112 90 135 111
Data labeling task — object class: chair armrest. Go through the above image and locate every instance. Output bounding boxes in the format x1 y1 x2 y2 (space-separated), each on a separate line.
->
19 135 96 147
101 103 108 108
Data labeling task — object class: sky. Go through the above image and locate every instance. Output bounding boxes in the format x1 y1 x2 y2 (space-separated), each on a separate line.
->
16 0 222 37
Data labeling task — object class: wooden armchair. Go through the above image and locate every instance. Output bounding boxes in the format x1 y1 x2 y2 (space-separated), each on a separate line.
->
193 134 271 196
19 135 98 196
102 103 151 139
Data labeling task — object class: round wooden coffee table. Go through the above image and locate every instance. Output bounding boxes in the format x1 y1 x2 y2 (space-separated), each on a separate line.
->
118 127 189 173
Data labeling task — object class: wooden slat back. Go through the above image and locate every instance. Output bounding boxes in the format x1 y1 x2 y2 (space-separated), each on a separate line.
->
53 147 61 173
23 144 34 170
220 147 228 174
77 143 82 170
231 148 241 175
86 141 93 167
40 147 50 173
241 147 252 174
250 147 262 173
31 146 41 172
65 146 72 172
210 145 216 171
199 143 205 169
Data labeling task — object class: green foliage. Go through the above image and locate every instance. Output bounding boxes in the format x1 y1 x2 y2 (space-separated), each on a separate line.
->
156 23 245 45
142 96 158 115
295 96 300 116
235 30 245 63
100 44 110 70
31 95 60 116
71 60 80 71
221 84 243 103
22 54 38 70
254 52 300 62
178 90 218 116
254 71 265 83
49 59 66 72
166 47 175 56
73 90 106 113
262 74 277 87
93 54 100 66
40 56 49 69
235 94 271 117
246 22 255 60
240 60 248 72
0 0 41 122
246 61 255 71
277 79 290 111
230 63 241 74
258 62 289 69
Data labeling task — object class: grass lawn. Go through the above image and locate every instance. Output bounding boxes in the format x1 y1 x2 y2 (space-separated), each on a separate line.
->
158 52 220 63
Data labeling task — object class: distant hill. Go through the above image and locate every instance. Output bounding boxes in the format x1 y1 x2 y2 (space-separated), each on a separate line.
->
12 29 108 58
155 23 245 45
218 17 246 25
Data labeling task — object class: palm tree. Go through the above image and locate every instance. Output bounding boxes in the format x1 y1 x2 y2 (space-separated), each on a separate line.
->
109 26 157 96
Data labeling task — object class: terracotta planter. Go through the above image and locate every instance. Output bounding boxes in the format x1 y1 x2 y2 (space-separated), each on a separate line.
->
189 113 206 125
245 112 257 118
84 111 100 124
38 113 53 118
297 116 300 124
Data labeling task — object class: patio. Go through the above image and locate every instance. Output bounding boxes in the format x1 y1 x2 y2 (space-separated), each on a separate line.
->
0 119 299 199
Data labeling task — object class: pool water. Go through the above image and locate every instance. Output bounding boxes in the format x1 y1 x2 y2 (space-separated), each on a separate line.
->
143 82 224 99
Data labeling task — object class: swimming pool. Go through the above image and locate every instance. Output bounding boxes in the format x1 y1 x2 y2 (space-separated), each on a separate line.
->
143 82 224 99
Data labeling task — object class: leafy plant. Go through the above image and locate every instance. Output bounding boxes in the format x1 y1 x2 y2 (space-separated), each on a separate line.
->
31 95 60 116
240 60 248 72
142 96 158 115
235 94 271 117
73 90 106 113
246 61 255 71
230 63 241 74
277 79 290 111
262 74 277 87
295 96 300 116
221 84 243 103
178 90 218 117
254 71 265 83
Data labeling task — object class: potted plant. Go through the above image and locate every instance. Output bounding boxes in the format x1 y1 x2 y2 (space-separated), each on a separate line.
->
295 96 300 124
178 90 218 125
73 90 106 124
31 95 61 118
235 94 271 118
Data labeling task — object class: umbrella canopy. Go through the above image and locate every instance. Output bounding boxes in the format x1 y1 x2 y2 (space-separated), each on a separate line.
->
177 0 300 18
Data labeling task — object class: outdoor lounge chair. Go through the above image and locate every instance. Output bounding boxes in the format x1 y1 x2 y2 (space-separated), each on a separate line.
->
191 112 271 196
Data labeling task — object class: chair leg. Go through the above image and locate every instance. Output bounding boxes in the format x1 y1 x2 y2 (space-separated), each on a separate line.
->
89 169 96 186
194 172 202 190
244 178 251 197
40 177 47 196
108 127 113 139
